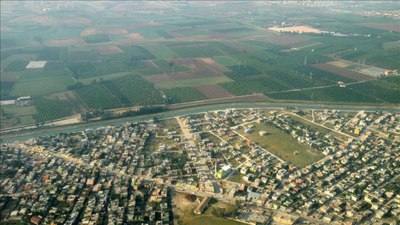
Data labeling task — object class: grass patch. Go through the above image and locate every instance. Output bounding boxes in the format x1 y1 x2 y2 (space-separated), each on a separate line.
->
227 171 243 183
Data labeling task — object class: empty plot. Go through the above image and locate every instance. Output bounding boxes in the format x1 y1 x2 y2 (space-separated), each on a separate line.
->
195 84 233 99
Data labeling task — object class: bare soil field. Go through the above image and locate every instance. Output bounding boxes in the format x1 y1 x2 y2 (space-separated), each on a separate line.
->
269 25 326 34
126 33 144 40
80 28 98 37
196 84 233 99
327 60 353 68
97 45 124 55
199 57 229 73
255 34 310 46
46 38 86 46
313 63 373 81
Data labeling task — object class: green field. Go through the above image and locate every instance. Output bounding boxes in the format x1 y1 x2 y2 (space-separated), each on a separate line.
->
34 97 82 122
144 44 179 59
109 75 164 105
267 77 400 104
163 87 207 103
157 76 233 89
1 105 37 128
83 34 110 43
11 77 74 97
239 122 324 167
74 84 122 109
1 1 399 128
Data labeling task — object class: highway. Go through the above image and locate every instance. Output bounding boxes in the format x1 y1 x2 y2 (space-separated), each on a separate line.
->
1 102 399 143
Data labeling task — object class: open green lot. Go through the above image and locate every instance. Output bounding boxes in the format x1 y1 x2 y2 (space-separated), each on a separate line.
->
239 122 324 167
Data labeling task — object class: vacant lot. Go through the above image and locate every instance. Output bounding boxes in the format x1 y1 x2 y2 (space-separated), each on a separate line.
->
172 191 244 225
313 63 372 81
239 122 324 167
196 84 233 99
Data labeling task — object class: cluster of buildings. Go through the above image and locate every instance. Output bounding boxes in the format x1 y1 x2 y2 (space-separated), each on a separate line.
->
0 108 399 225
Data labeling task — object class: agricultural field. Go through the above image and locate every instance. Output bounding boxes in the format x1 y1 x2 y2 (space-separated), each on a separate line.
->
238 122 324 167
109 75 164 105
11 77 75 97
0 105 37 129
144 44 178 59
34 97 81 122
163 87 207 103
195 84 233 99
266 78 400 103
74 84 122 110
156 76 233 89
1 1 399 128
